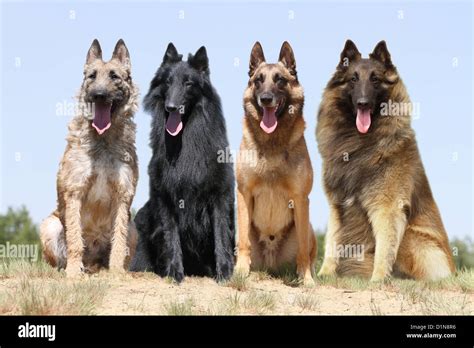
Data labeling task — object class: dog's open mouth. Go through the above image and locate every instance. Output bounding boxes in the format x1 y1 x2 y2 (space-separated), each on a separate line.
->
92 101 112 135
260 99 284 134
356 108 372 134
166 111 184 136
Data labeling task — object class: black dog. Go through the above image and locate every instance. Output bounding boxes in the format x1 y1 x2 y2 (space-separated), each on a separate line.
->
130 43 235 282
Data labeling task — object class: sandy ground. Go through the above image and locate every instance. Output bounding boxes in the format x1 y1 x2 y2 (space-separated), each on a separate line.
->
0 269 472 315
94 273 473 315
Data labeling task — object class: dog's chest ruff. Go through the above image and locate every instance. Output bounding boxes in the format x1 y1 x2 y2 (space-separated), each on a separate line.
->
252 184 294 239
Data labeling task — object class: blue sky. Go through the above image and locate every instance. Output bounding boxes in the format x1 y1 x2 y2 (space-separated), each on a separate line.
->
0 0 472 239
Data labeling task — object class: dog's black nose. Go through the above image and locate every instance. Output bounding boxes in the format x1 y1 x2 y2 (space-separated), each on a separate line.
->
357 97 369 108
165 104 178 113
90 90 108 102
259 93 274 106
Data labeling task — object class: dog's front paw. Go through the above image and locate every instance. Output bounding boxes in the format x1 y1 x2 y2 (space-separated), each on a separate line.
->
234 257 250 277
370 267 390 283
167 262 185 283
65 262 84 278
215 259 234 282
317 261 337 277
302 275 316 288
108 265 127 275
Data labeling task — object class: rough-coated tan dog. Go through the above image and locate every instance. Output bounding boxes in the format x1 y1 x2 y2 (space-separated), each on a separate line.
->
235 42 316 286
316 40 455 281
40 39 139 277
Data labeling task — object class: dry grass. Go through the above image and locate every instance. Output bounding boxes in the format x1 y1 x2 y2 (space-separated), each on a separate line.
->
0 260 471 315
295 293 320 312
0 277 107 315
226 271 249 291
0 260 62 280
242 291 276 314
207 291 277 315
163 298 195 315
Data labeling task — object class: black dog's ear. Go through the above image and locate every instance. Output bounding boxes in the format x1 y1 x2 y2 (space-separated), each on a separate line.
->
188 46 209 73
249 41 265 77
278 41 297 76
162 43 182 65
370 40 393 68
86 39 102 65
112 39 130 66
338 39 361 69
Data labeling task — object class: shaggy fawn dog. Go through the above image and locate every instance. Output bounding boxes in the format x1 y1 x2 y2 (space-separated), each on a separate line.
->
40 39 139 277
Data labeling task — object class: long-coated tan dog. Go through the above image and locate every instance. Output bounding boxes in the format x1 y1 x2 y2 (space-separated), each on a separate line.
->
235 42 316 286
317 40 455 281
40 39 139 277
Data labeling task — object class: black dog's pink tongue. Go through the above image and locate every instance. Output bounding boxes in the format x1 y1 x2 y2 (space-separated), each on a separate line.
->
260 106 278 134
166 111 183 136
356 108 371 134
92 102 112 135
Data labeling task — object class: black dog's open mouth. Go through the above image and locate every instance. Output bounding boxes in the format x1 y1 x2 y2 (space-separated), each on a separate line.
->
260 98 285 134
91 101 120 135
166 111 184 136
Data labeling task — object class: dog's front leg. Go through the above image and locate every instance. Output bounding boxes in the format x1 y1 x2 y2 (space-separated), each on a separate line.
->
64 192 84 278
212 202 235 282
235 189 253 276
293 195 315 287
109 200 131 272
369 206 407 282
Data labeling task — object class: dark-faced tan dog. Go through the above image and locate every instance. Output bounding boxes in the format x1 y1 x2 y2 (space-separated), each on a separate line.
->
40 39 139 277
317 40 455 281
235 42 316 286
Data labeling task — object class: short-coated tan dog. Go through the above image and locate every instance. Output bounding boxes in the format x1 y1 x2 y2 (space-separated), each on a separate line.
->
235 42 316 286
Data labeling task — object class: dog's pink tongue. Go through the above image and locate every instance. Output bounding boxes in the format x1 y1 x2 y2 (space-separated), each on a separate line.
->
356 108 371 134
260 107 278 134
166 111 183 136
92 102 112 135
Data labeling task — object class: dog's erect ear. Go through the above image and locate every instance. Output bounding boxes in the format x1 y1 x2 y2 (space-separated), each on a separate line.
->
249 41 265 77
278 41 297 76
188 46 209 73
370 40 393 68
86 39 102 65
112 39 130 65
338 40 361 69
162 43 183 65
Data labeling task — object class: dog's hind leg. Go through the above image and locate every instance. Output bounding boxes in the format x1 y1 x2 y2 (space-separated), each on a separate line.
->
126 219 138 267
129 203 154 272
39 213 67 269
129 232 154 272
395 226 454 281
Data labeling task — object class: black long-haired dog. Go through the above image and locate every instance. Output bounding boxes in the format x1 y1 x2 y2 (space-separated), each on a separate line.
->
130 43 235 282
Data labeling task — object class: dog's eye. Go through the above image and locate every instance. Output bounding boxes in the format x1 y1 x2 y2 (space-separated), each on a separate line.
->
277 76 287 85
110 71 120 80
185 81 193 88
351 74 358 83
371 75 379 83
88 72 97 80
